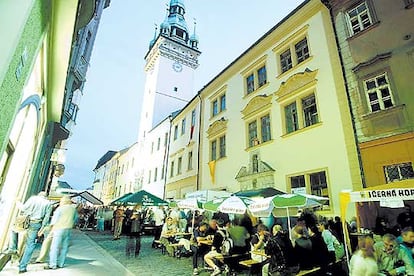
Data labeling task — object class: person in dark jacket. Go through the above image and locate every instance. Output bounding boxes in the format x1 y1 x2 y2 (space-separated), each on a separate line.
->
308 225 331 274
125 208 142 257
292 225 313 270
262 224 299 276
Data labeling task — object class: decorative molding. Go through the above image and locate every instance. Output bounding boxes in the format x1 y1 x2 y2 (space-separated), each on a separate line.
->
352 52 392 72
241 95 272 119
235 161 275 181
275 68 318 101
207 117 227 138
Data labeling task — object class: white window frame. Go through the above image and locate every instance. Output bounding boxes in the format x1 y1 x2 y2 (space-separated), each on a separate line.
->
384 162 414 183
283 93 319 134
363 72 394 113
346 1 373 36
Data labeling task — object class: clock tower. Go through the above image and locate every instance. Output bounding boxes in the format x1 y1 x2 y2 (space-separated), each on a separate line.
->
138 0 201 141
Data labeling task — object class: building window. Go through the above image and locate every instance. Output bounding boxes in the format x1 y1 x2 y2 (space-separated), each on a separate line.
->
188 151 193 170
212 99 218 116
285 103 298 134
242 57 267 95
246 73 255 94
295 38 310 64
257 66 267 87
276 32 310 75
164 132 168 146
191 109 196 126
157 137 161 151
248 121 258 147
302 94 318 127
346 2 373 36
283 93 319 134
210 140 217 161
148 170 152 184
151 142 154 154
219 135 226 158
177 157 182 175
181 118 186 135
170 161 175 178
210 135 226 161
261 115 271 143
384 162 414 183
247 114 271 147
280 49 292 73
211 93 226 117
154 167 158 181
364 73 394 112
289 170 330 209
220 94 226 112
174 125 178 140
252 154 259 173
161 165 165 180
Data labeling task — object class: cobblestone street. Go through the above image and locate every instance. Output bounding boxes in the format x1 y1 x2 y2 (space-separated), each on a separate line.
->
86 231 240 276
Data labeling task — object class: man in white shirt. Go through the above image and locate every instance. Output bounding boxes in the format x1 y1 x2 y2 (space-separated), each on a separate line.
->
44 196 77 270
17 191 52 274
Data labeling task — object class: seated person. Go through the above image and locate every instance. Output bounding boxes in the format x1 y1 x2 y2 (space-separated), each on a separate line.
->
191 222 211 275
262 224 299 276
204 219 230 276
206 219 218 235
374 233 414 276
228 217 250 254
160 216 178 255
250 223 270 263
397 227 414 260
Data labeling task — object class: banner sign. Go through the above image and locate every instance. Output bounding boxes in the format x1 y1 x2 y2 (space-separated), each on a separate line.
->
350 188 414 202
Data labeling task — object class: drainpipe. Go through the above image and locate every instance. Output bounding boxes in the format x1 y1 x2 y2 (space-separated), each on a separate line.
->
163 115 173 200
196 94 202 192
321 0 366 188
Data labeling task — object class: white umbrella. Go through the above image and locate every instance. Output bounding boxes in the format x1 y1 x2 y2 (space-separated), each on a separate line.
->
249 193 328 237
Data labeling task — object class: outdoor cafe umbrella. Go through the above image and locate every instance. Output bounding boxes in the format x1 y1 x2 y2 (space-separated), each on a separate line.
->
248 193 328 237
203 195 256 214
175 197 204 232
109 192 133 206
117 190 168 206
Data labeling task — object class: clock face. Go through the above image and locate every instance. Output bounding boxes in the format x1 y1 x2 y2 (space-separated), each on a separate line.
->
172 61 183 72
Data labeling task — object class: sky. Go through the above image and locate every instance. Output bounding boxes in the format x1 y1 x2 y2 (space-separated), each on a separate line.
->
62 0 304 190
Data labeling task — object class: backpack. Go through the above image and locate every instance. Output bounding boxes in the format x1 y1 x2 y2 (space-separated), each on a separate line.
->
218 229 233 255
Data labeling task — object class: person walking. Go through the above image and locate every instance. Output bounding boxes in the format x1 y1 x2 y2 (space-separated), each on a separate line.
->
44 196 78 270
125 208 142 258
113 206 125 240
17 191 52 274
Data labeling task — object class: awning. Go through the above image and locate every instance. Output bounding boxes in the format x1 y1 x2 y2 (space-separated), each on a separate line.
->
233 187 285 198
72 191 103 205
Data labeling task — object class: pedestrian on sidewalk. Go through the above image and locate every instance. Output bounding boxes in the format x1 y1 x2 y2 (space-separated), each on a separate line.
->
17 191 52 274
125 207 142 258
44 196 78 270
113 206 125 240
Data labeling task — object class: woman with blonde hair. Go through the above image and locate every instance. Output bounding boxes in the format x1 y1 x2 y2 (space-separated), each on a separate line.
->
349 236 378 276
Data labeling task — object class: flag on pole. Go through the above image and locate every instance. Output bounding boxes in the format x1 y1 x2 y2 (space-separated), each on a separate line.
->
208 160 216 185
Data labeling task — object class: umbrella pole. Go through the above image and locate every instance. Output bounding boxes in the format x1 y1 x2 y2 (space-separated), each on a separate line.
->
191 210 195 233
286 207 292 241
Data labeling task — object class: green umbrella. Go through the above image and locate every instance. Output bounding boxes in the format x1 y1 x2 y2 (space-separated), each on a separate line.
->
109 192 133 206
119 190 168 206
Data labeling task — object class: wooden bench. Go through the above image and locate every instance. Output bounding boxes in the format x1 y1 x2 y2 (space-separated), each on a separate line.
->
239 259 263 276
165 243 182 257
296 267 321 276
152 240 165 254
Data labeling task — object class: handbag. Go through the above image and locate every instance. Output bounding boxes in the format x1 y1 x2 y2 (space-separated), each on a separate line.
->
13 214 30 231
333 236 345 260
